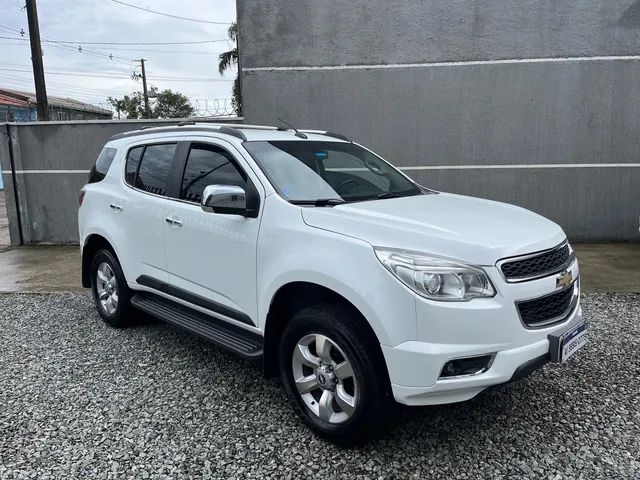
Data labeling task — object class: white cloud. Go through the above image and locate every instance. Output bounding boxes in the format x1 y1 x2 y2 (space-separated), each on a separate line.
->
0 0 237 112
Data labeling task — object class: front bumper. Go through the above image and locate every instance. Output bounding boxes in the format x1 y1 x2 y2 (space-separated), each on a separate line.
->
382 260 581 406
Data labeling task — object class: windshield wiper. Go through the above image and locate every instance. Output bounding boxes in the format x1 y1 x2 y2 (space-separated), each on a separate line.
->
376 192 400 199
290 198 346 207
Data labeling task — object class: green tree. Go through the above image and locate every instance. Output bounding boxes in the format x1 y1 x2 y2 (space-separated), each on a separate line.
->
107 88 194 119
153 89 194 118
107 93 144 119
218 22 241 115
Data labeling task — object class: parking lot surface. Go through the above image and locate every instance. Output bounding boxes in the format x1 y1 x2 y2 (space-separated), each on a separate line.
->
0 293 638 479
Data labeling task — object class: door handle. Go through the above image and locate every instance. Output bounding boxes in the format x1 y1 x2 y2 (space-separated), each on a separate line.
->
165 217 183 227
110 203 123 212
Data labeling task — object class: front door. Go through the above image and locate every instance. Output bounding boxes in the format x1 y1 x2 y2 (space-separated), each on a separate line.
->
162 140 263 327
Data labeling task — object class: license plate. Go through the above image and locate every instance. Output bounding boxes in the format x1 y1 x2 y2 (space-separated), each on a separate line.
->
548 317 587 363
560 320 587 363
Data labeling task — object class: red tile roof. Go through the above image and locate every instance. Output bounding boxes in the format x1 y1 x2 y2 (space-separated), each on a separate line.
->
0 92 31 108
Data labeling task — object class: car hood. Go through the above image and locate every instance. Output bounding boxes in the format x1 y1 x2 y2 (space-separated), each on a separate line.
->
301 192 566 265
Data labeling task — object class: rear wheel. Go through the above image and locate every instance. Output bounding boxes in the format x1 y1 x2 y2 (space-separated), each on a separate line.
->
279 303 392 444
90 249 133 327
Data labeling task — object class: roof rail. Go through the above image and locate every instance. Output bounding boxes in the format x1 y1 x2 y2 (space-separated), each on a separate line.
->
234 124 279 131
322 131 351 142
108 123 253 142
217 126 247 141
107 123 346 143
298 129 351 142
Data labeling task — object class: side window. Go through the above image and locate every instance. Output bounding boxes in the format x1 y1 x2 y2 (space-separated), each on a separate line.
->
125 146 144 186
88 147 117 184
180 144 246 203
135 143 177 196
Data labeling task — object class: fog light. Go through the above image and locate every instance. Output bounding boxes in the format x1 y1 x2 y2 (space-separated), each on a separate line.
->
439 354 494 379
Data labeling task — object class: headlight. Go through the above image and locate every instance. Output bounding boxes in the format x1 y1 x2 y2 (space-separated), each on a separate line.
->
374 247 496 301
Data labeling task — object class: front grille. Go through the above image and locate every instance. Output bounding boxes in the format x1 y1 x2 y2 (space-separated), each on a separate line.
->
500 243 571 281
517 284 577 328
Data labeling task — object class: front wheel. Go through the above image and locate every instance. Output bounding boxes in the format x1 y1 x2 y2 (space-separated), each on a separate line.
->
279 303 392 444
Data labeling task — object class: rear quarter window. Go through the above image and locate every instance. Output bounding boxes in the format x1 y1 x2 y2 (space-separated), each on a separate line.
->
125 146 144 186
88 147 117 184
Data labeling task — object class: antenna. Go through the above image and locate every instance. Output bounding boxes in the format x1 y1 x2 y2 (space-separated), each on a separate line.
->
277 117 308 139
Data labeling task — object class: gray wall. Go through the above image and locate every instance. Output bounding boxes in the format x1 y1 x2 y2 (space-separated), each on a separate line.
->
0 118 241 245
238 0 640 241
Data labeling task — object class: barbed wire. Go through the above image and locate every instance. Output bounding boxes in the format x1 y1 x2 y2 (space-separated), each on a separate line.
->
0 97 238 122
191 98 235 117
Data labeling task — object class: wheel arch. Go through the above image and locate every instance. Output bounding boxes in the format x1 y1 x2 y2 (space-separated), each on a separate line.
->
81 233 118 288
263 281 390 386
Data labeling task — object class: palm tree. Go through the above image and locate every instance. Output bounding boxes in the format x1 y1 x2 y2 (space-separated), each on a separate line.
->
218 22 241 115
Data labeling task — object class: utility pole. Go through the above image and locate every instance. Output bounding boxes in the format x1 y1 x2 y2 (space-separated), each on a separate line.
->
137 59 150 118
25 0 49 120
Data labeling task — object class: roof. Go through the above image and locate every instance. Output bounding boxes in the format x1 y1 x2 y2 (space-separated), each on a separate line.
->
0 88 112 115
109 123 352 143
0 92 30 108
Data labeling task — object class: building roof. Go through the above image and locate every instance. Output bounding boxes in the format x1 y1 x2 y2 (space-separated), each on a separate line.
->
0 88 112 115
0 92 30 108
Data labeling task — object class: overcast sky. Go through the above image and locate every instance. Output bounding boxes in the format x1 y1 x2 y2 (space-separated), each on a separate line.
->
0 0 237 114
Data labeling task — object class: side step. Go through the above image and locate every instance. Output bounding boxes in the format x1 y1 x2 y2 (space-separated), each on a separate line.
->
131 292 263 360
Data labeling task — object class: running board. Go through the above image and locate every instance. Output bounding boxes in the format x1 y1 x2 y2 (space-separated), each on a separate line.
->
131 292 263 360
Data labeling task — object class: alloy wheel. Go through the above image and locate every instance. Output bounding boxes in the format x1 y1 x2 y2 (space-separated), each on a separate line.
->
96 262 119 315
291 333 358 424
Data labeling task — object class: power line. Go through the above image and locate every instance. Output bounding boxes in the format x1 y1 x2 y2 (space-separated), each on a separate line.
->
1 62 236 85
2 36 228 46
110 0 231 25
0 63 132 76
1 39 223 55
0 74 131 98
65 46 222 55
0 67 234 82
0 33 134 65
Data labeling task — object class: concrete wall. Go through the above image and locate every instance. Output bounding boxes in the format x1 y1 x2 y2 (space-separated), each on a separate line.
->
0 118 241 245
238 0 640 241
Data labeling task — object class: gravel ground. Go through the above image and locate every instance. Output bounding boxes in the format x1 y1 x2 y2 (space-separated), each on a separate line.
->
0 293 638 479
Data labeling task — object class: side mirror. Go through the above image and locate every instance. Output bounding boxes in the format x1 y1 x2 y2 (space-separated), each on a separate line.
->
201 185 247 215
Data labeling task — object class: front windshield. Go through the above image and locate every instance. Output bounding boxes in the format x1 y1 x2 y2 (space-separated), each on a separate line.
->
243 140 422 203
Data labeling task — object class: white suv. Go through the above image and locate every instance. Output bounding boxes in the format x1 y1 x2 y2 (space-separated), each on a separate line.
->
79 123 586 443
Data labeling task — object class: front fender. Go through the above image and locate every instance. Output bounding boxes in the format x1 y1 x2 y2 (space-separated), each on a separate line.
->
257 197 418 347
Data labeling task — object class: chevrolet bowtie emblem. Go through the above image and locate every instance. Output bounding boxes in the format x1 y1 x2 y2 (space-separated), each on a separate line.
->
556 270 573 289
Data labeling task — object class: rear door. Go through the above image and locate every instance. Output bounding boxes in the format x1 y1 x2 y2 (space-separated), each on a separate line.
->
162 139 264 327
115 141 179 284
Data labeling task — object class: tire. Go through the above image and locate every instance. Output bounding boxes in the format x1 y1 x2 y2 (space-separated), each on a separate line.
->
279 302 393 444
90 248 133 328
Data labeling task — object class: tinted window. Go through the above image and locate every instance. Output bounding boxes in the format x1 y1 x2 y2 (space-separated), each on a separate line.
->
88 147 117 184
136 143 176 196
125 146 144 186
180 145 246 203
